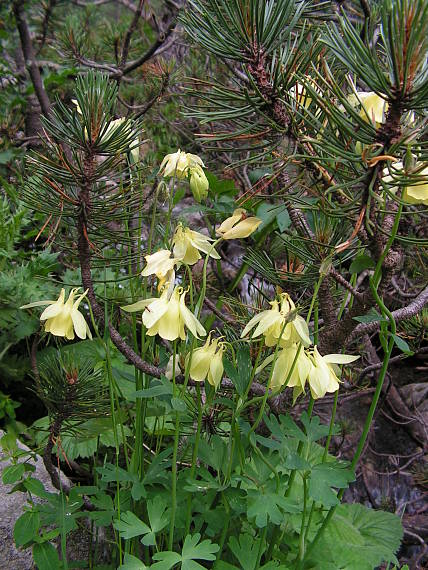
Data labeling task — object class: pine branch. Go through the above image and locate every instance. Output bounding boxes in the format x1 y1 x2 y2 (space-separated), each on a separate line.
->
12 0 51 117
78 151 163 379
116 17 177 78
347 284 428 344
119 0 145 70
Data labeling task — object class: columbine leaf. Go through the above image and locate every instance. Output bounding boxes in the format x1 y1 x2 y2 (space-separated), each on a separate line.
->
229 533 261 570
309 503 403 569
141 497 170 546
181 533 219 562
118 553 149 570
152 534 219 570
300 413 331 442
113 511 150 540
247 489 300 527
308 462 355 507
151 551 182 570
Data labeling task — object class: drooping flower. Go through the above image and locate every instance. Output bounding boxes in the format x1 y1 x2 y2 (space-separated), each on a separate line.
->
172 223 220 265
122 286 206 341
186 334 225 389
20 288 92 340
348 91 388 125
270 344 312 393
189 165 209 202
141 249 179 279
216 208 262 240
165 354 182 380
307 346 359 400
383 161 428 205
159 149 205 179
241 292 311 348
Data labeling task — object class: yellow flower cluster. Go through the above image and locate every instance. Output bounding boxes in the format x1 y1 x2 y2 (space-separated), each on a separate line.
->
159 149 209 201
186 334 225 389
243 291 359 400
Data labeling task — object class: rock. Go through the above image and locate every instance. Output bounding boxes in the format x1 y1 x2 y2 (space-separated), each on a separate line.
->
0 430 64 569
0 431 109 569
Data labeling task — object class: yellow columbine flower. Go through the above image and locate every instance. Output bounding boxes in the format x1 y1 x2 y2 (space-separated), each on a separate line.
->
172 223 220 265
270 344 312 393
122 286 206 341
159 149 205 179
383 161 428 205
307 346 359 400
186 334 225 389
216 208 262 240
72 100 139 159
289 82 313 109
241 292 311 348
20 288 92 340
348 91 388 125
141 249 179 278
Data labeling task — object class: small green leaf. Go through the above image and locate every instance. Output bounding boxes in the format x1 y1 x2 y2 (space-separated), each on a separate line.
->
308 462 355 507
229 533 261 570
2 463 25 484
350 254 375 274
181 533 219 562
247 489 300 527
14 511 40 546
391 334 412 354
32 542 61 570
353 309 387 323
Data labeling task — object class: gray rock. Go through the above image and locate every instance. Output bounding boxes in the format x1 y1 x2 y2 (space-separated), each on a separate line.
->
0 431 57 569
0 431 109 569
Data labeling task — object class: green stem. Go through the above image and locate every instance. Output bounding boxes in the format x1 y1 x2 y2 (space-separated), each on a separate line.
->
255 526 268 570
168 341 179 550
297 477 308 562
196 238 222 318
214 494 231 567
185 383 203 534
303 205 402 563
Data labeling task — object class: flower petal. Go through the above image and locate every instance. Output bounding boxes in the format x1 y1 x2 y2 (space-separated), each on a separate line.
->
122 298 157 312
322 354 360 364
71 309 88 339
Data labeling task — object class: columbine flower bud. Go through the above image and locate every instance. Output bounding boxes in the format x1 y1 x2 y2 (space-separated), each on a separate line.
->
216 208 262 240
189 166 209 202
